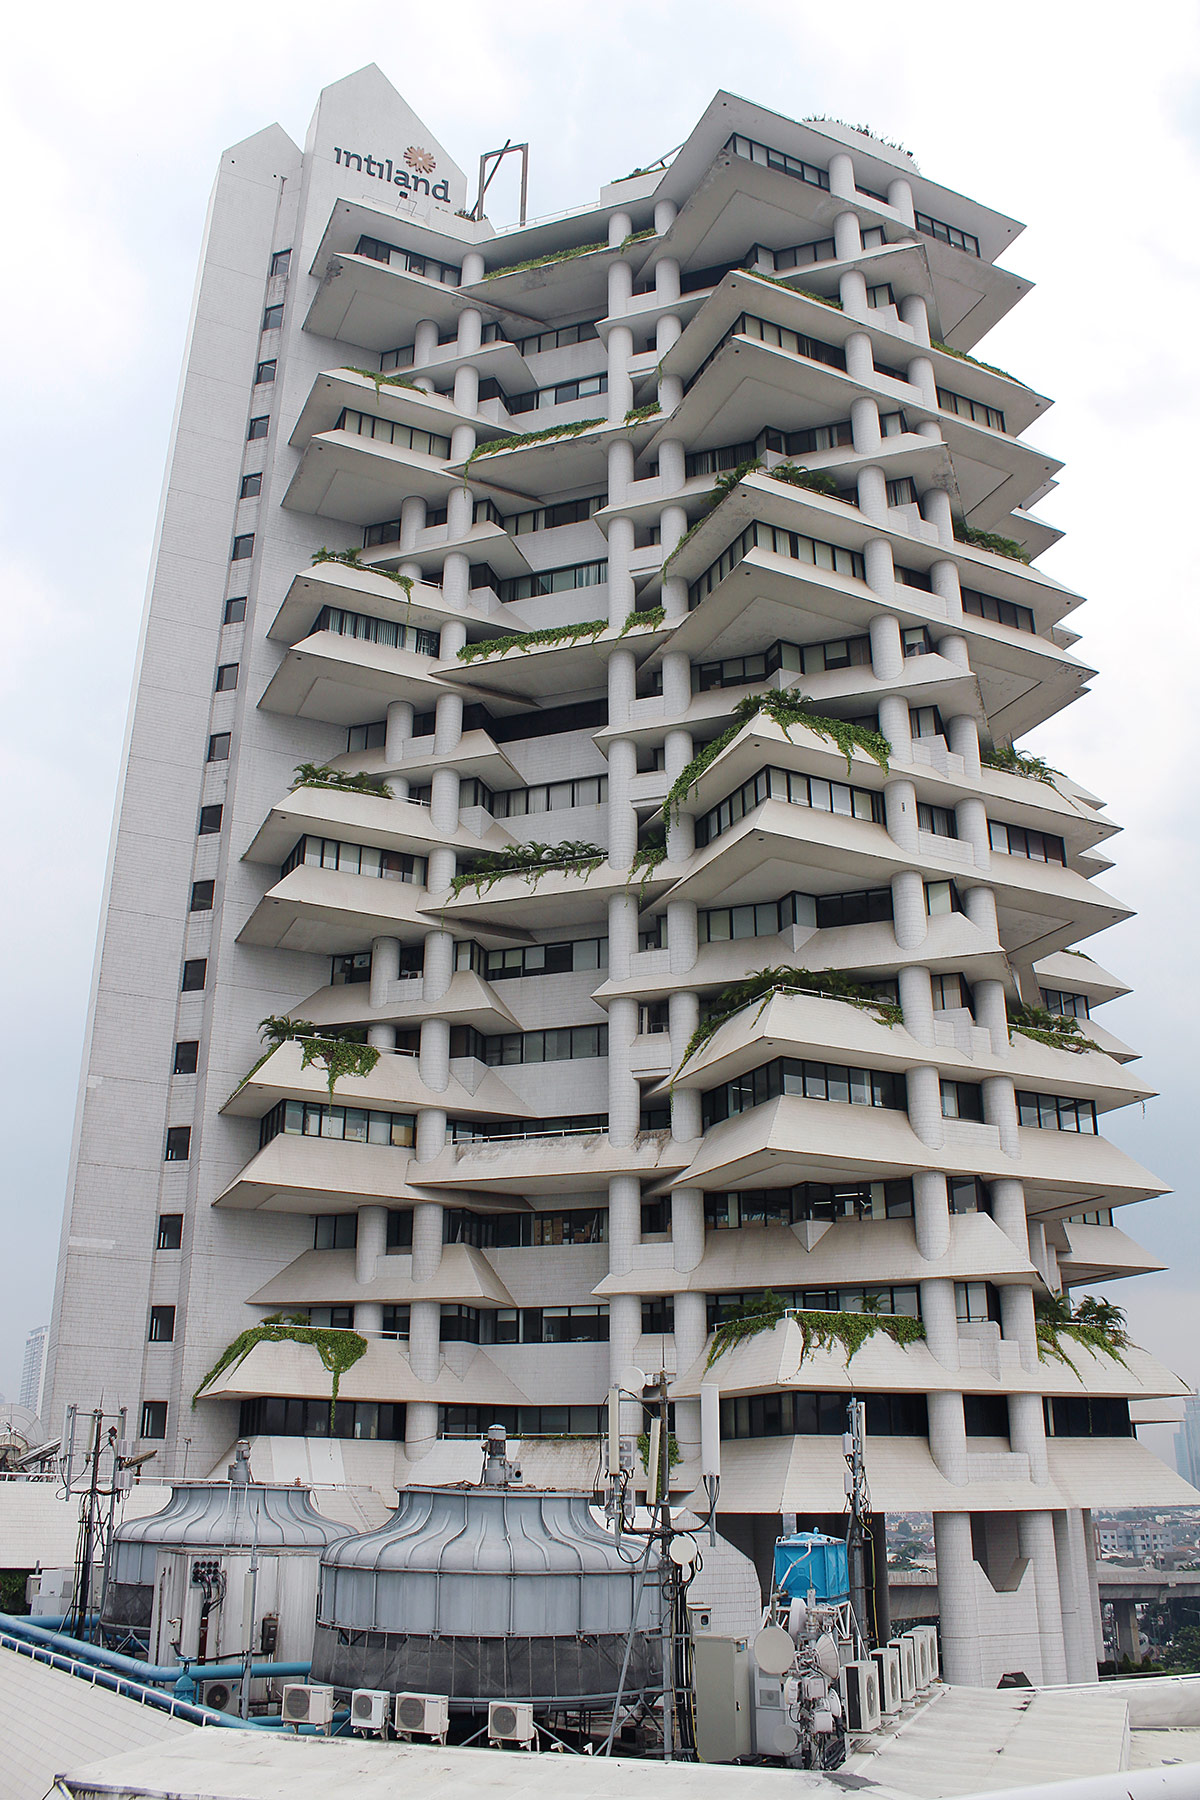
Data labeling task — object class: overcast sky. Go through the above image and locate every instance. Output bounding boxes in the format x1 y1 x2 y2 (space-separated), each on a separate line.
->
2 1 1198 1461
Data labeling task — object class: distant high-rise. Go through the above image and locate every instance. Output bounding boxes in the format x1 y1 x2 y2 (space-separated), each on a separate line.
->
19 1325 48 1417
45 68 1196 1687
1175 1396 1200 1489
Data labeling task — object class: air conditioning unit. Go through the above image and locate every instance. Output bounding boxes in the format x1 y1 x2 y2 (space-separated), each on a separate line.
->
902 1628 931 1691
393 1691 450 1743
281 1683 335 1729
488 1699 536 1748
870 1645 902 1716
202 1681 235 1713
841 1659 882 1733
351 1689 390 1735
914 1624 939 1682
890 1635 916 1701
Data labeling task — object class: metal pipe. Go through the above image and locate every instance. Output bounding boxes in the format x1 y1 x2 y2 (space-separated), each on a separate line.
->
0 1612 309 1686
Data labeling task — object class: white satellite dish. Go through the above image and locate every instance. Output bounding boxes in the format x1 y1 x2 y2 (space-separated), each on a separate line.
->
620 1366 648 1396
753 1625 796 1677
668 1533 698 1568
814 1631 841 1680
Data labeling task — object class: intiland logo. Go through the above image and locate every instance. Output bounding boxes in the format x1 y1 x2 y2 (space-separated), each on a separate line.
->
333 143 451 202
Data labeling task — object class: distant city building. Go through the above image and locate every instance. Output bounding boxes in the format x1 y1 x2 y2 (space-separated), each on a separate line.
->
19 1325 48 1416
1096 1521 1169 1559
1176 1396 1200 1488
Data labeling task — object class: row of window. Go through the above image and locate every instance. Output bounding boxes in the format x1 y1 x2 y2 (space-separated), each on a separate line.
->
695 633 872 691
700 885 889 942
694 764 885 846
690 519 866 608
458 774 608 818
480 372 607 415
355 235 461 284
445 1207 608 1247
280 836 427 886
705 1179 916 1229
455 935 609 981
988 820 1067 866
449 1023 608 1066
313 605 441 657
336 408 451 459
380 317 600 374
961 586 1037 635
937 388 1006 433
496 559 607 604
702 1056 905 1129
442 1303 609 1345
259 1099 416 1151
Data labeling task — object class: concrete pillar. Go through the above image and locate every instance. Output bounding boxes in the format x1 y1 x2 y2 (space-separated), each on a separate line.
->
845 331 875 385
888 177 916 225
607 323 634 420
890 869 927 951
938 632 971 672
354 1205 388 1335
1009 1390 1048 1482
608 436 635 506
1113 1596 1142 1666
982 1075 1020 1158
369 937 401 1009
908 354 938 409
955 794 991 866
608 892 638 982
899 963 935 1045
607 258 633 319
453 363 479 416
948 714 981 778
884 776 919 853
921 1279 960 1369
455 307 483 359
878 693 911 763
828 153 855 200
384 700 413 772
928 1392 968 1485
422 930 454 1005
913 1169 951 1260
609 1294 643 1437
672 1186 704 1271
1055 1509 1097 1681
1000 1283 1040 1373
655 256 681 305
934 1511 982 1685
1081 1511 1106 1662
667 900 698 976
962 883 998 941
607 514 636 626
974 977 1009 1056
607 738 638 869
461 251 485 285
839 267 869 321
399 493 427 551
922 487 955 546
654 199 678 235
608 646 636 728
906 1063 944 1151
1018 1511 1068 1684
869 608 903 679
833 210 862 261
850 395 882 455
607 996 640 1145
899 293 930 345
857 464 888 523
413 318 439 366
931 558 963 619
607 1173 641 1278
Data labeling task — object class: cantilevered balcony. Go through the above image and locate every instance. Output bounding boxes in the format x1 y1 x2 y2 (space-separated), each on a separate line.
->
219 1037 531 1125
241 785 510 870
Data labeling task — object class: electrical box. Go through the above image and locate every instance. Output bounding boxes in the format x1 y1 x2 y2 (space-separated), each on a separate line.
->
693 1634 752 1764
870 1645 902 1716
394 1692 450 1742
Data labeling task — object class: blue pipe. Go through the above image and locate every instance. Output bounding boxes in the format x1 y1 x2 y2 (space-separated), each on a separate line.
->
0 1613 310 1691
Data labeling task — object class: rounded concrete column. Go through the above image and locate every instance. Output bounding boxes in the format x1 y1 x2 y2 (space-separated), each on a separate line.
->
913 1168 951 1260
948 714 981 778
667 900 698 975
607 997 640 1145
920 1278 960 1369
430 765 460 837
845 331 875 384
656 312 683 360
938 632 971 672
413 318 439 365
888 177 915 224
1001 1287 1040 1372
922 487 955 545
884 776 919 852
1018 1512 1068 1684
607 738 638 869
657 439 686 492
931 558 963 618
869 607 903 678
461 250 484 285
850 395 882 455
974 978 1009 1056
1054 1508 1095 1682
890 868 927 950
608 646 636 728
662 572 689 623
877 693 911 762
962 883 998 940
608 892 639 982
607 258 633 319
983 1075 1020 1157
418 1017 449 1093
607 323 634 420
608 1295 643 1437
833 209 863 261
906 1063 944 1150
654 256 681 304
899 293 930 344
422 930 454 1004
607 436 635 506
839 267 869 320
928 1395 968 1485
399 493 427 550
654 198 678 235
355 1205 388 1334
385 700 414 774
607 1171 641 1276
955 794 991 866
369 936 401 1009
899 963 935 1044
453 363 479 416
828 152 856 200
668 994 701 1142
672 1188 704 1270
455 307 483 358
607 515 636 627
990 1179 1029 1253
426 846 456 894
933 1511 981 1685
1009 1388 1048 1481
366 1023 395 1051
908 353 937 408
442 545 471 604
857 464 888 523
608 211 633 246
661 649 691 715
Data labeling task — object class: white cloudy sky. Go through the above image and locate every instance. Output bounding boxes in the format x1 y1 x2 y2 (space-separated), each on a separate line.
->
2 0 1198 1458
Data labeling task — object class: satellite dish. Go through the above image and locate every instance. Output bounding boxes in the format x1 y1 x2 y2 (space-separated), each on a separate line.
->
814 1632 841 1680
753 1625 796 1677
770 1722 800 1756
620 1366 648 1396
668 1533 698 1568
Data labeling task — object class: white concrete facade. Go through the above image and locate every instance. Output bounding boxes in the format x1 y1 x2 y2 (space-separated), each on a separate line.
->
47 72 1194 1688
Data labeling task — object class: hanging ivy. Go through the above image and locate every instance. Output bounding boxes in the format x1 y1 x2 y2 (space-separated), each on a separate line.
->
619 604 666 636
193 1315 368 1429
464 417 607 473
310 548 413 596
1008 1004 1101 1056
624 403 661 424
249 1016 380 1098
706 1295 925 1368
456 619 607 663
666 689 890 822
767 463 842 496
340 365 420 397
450 840 606 897
291 762 392 798
628 833 667 898
678 965 901 1073
981 744 1059 786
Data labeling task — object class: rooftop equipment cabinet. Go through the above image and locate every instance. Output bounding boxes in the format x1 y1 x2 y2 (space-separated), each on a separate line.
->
773 1531 850 1604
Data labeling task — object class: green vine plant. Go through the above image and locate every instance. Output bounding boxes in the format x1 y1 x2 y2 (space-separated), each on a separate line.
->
953 521 1032 565
483 239 609 280
667 689 890 822
1008 1004 1101 1056
193 1313 368 1429
254 1014 380 1098
637 1431 682 1473
706 1291 925 1368
628 833 667 898
741 269 842 308
930 341 1021 385
291 762 393 799
981 743 1059 786
624 402 661 424
678 965 901 1074
464 417 606 474
1035 1293 1129 1371
449 840 606 897
767 463 842 497
456 619 607 663
340 365 420 397
619 603 665 636
803 116 917 160
311 547 413 596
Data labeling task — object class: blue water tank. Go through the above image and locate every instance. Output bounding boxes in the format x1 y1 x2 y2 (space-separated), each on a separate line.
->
773 1531 849 1602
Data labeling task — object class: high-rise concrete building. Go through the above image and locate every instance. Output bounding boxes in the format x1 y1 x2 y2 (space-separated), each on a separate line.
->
1175 1396 1200 1489
19 1325 48 1417
46 69 1196 1687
